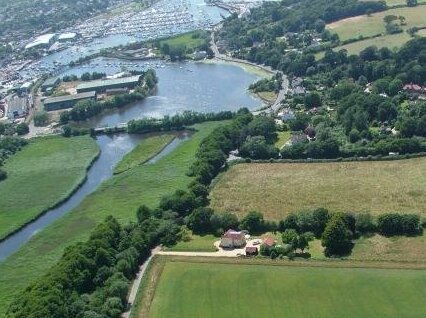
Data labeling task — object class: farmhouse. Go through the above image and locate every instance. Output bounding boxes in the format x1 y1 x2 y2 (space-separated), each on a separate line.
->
220 229 246 248
262 237 276 247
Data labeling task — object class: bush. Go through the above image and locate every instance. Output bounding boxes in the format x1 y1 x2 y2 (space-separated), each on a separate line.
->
377 213 422 236
15 123 29 136
322 213 353 256
0 169 7 181
33 111 49 127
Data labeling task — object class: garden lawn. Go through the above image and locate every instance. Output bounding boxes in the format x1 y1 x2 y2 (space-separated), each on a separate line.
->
0 121 227 318
163 234 218 252
209 158 426 220
158 31 207 51
275 131 291 149
327 6 426 41
0 135 99 240
147 261 426 318
114 133 175 174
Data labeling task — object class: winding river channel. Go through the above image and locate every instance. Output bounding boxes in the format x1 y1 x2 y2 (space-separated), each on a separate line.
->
0 60 264 261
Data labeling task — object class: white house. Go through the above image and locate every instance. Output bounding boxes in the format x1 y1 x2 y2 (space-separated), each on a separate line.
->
220 229 246 248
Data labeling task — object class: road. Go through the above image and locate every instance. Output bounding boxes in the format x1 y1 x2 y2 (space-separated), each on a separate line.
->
122 246 161 318
210 29 288 114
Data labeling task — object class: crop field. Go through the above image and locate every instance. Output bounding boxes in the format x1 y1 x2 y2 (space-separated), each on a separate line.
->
142 260 426 318
0 121 228 317
209 158 426 220
336 32 412 55
114 133 175 174
0 135 99 240
327 6 426 41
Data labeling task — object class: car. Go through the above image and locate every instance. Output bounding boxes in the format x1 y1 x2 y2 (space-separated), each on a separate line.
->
252 240 260 245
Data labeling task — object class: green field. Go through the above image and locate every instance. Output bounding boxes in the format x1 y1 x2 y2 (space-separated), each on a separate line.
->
337 32 412 54
146 261 426 318
275 130 291 149
210 158 426 220
158 31 208 51
0 121 227 317
114 133 175 174
327 6 426 41
0 135 99 240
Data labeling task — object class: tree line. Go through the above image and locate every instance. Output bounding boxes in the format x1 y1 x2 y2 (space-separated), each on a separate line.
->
0 137 28 182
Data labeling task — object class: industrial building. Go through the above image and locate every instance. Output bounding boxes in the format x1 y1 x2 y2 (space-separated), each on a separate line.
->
25 34 56 50
43 91 97 111
76 75 142 94
58 33 78 43
41 77 60 92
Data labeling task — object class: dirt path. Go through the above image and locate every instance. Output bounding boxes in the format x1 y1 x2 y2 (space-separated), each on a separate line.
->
122 246 161 318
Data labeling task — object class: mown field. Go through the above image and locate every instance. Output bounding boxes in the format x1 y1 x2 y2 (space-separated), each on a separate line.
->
210 158 426 220
0 121 227 317
327 6 426 41
144 260 426 318
0 135 99 240
114 133 175 174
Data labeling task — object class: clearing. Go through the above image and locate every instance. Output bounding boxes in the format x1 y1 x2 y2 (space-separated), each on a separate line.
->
0 135 99 240
327 6 426 41
137 258 426 318
209 158 426 220
0 121 228 317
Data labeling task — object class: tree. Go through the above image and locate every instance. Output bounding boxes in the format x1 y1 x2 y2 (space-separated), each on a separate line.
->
33 111 49 127
187 207 214 234
15 123 29 135
321 213 353 256
406 0 418 7
239 136 278 159
282 229 298 251
137 205 152 223
240 211 264 233
304 92 322 109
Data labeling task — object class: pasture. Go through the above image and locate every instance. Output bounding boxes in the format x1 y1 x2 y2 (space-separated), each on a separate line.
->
0 121 228 317
0 135 99 240
209 158 426 220
143 260 426 318
327 6 426 41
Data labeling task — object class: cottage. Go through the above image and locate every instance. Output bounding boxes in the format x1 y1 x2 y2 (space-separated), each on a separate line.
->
220 229 246 248
262 237 276 247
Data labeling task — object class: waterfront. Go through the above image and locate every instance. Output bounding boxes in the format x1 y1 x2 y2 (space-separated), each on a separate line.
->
59 57 264 126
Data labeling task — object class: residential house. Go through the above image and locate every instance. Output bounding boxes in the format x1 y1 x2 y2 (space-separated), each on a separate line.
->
220 229 246 248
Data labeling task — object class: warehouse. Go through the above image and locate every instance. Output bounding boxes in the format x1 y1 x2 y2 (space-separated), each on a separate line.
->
43 91 96 111
25 33 56 50
58 32 78 43
76 75 142 94
41 77 60 92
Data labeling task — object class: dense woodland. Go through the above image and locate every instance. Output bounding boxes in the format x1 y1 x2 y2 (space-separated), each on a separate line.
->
218 0 426 160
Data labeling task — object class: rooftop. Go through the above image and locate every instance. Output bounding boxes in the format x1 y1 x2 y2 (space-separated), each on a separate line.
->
43 91 96 105
25 33 56 49
76 75 141 90
58 33 77 40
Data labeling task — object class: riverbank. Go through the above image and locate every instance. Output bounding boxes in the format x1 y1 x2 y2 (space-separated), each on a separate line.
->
200 58 273 78
0 135 99 241
0 121 228 317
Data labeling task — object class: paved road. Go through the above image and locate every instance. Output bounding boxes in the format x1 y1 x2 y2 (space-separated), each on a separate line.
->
210 30 288 114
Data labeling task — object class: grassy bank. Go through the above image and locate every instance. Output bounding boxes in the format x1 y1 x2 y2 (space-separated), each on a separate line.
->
210 158 426 220
144 260 426 318
0 135 99 240
0 121 227 317
114 133 175 174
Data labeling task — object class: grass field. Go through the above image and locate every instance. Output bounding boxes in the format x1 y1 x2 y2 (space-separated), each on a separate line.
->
210 158 426 220
0 121 227 318
327 6 426 41
0 135 99 240
337 32 412 54
163 233 218 252
158 31 207 51
114 133 175 174
144 260 426 318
